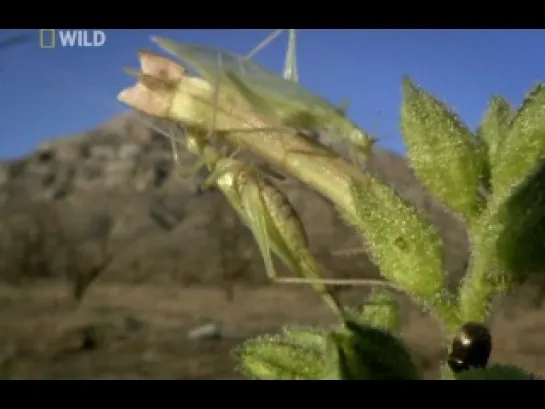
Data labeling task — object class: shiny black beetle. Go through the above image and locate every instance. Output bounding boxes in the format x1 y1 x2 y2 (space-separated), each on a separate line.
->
447 322 492 373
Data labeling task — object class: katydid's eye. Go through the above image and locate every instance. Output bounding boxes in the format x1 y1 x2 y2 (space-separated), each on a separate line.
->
447 322 492 374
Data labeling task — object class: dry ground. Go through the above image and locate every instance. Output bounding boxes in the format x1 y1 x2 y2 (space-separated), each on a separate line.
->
1 281 545 379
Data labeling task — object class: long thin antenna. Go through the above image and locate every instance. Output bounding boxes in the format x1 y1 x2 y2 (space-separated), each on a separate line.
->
282 29 298 83
245 29 285 60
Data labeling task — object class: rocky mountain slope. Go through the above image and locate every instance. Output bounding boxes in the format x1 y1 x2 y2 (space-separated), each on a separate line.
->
0 112 469 290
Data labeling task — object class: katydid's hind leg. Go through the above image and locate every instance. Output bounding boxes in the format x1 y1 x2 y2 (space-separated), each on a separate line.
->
271 275 403 315
262 268 343 317
271 276 399 289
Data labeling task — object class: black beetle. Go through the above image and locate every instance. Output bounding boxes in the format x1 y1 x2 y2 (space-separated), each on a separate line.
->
447 322 492 373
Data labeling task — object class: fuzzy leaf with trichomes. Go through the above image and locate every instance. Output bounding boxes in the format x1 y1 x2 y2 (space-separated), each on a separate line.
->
236 282 404 379
459 158 545 323
478 95 515 174
345 288 402 335
324 319 420 380
348 180 458 331
401 77 485 225
490 83 545 200
494 159 545 278
459 87 545 323
234 326 328 380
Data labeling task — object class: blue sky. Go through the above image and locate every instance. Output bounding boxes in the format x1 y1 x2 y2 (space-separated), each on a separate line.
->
1 29 544 160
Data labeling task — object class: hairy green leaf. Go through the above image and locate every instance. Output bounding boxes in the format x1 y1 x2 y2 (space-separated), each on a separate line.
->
349 179 458 330
401 77 485 224
324 331 368 379
479 96 515 168
494 158 545 280
460 159 545 323
492 84 545 200
234 327 327 380
348 289 401 334
325 320 420 380
455 364 538 380
280 326 328 350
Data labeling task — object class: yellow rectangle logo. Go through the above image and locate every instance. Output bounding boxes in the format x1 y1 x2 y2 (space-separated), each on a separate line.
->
39 29 55 48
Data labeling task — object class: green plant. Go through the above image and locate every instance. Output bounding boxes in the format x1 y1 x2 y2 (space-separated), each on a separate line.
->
116 37 545 380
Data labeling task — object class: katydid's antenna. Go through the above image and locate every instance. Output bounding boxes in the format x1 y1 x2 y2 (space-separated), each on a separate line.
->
243 29 298 83
282 29 298 83
245 29 285 60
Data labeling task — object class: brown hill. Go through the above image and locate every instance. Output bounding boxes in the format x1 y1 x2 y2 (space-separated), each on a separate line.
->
0 113 544 379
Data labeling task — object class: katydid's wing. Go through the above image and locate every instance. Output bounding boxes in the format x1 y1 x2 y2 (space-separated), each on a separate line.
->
152 37 302 120
227 72 318 130
227 71 321 131
151 39 339 115
152 39 360 136
242 181 277 282
225 71 281 121
152 37 226 84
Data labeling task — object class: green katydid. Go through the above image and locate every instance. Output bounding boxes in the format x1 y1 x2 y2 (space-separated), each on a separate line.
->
151 36 377 165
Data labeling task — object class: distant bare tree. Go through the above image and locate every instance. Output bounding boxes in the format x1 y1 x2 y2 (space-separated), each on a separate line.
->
0 200 124 304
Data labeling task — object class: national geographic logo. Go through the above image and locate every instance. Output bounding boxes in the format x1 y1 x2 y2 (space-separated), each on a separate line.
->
39 29 107 48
